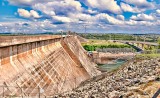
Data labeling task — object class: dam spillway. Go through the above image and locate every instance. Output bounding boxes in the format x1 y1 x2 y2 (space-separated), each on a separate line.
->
0 35 100 97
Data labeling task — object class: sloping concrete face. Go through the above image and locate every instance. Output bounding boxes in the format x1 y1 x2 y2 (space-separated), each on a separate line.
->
64 36 101 76
0 35 100 96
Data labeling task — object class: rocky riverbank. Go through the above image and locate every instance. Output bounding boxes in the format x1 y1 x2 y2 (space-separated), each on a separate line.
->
55 58 160 98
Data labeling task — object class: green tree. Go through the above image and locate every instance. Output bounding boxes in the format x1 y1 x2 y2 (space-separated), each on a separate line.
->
158 37 160 49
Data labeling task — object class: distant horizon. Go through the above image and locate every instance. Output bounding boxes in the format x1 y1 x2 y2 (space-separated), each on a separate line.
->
0 32 160 35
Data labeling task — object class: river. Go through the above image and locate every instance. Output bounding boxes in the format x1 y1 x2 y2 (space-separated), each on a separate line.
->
98 59 127 72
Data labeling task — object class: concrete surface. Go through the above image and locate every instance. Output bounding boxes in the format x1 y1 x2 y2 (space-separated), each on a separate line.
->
0 35 100 97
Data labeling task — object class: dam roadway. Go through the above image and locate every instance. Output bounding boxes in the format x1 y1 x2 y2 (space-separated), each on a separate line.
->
0 35 101 97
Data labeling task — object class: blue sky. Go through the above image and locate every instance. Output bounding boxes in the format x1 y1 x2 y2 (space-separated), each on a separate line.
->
0 0 160 34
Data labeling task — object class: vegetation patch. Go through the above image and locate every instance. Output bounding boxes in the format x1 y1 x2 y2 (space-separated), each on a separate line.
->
82 40 131 51
136 53 160 59
158 37 160 49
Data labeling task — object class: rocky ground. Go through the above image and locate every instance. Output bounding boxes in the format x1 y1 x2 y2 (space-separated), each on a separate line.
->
55 58 160 98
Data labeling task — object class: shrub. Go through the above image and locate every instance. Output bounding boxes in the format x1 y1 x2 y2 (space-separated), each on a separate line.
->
83 44 131 51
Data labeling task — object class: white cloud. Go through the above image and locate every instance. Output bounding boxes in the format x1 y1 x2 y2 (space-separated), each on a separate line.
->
30 10 40 18
156 9 160 14
0 20 58 33
18 9 31 18
32 0 83 23
125 20 138 25
33 0 82 16
18 9 40 18
52 16 77 23
139 21 153 26
131 13 155 21
121 3 144 13
117 15 125 21
69 13 125 25
66 0 82 11
124 0 155 8
86 0 122 14
69 13 93 22
87 9 98 14
33 3 55 16
126 19 155 26
8 0 52 6
0 18 159 34
96 13 124 25
9 0 34 6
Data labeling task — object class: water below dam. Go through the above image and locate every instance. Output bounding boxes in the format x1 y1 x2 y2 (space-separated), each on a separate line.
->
98 59 127 72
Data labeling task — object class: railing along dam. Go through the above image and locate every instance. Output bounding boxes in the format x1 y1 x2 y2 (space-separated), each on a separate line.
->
0 35 100 97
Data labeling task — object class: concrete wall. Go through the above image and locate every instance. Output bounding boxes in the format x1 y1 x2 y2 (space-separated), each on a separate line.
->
0 35 100 96
0 35 61 47
64 36 100 76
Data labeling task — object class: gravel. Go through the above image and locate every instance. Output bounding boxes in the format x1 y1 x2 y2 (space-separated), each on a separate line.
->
55 58 160 98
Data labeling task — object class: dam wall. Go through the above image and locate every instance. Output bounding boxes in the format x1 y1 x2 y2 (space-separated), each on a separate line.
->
64 36 100 76
0 35 100 97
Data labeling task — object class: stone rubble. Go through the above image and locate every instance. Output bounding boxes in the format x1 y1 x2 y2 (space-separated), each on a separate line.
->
55 58 160 98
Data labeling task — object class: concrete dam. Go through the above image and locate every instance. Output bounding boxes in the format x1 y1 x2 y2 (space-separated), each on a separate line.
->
0 35 100 97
